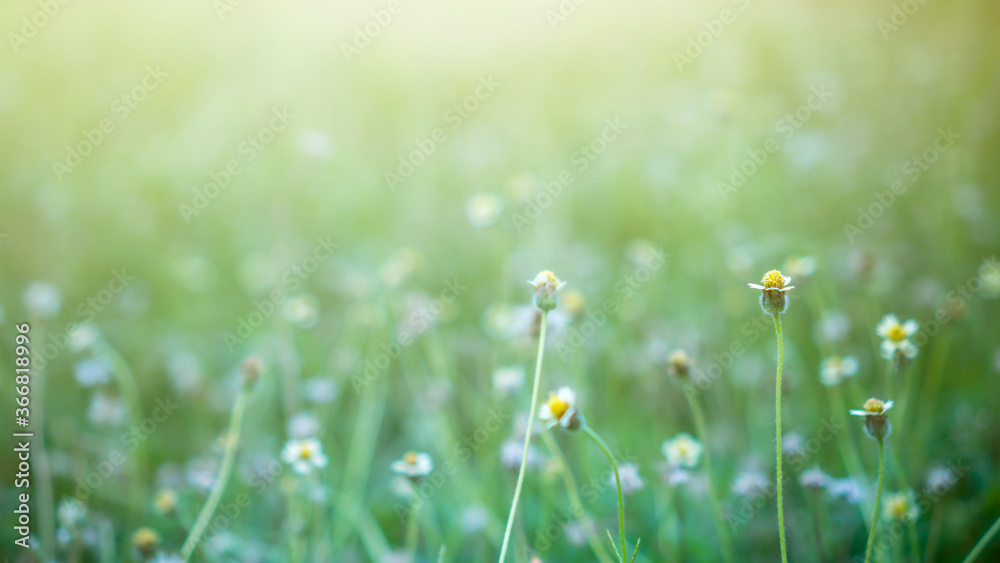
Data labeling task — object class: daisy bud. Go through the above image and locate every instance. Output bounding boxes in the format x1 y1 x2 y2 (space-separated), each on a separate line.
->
850 397 894 440
748 269 794 315
528 270 566 312
667 349 692 378
131 527 161 559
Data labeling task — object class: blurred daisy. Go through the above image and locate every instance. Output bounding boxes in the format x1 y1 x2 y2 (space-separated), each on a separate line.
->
500 439 541 470
876 314 918 358
731 471 769 497
662 433 702 468
611 463 645 495
492 366 525 396
667 349 692 378
304 377 338 404
830 478 865 504
883 490 920 522
814 311 849 343
926 466 957 492
465 193 504 228
748 269 794 315
74 358 112 387
154 489 177 514
281 438 329 474
58 498 87 529
539 387 583 431
391 451 434 478
88 392 127 426
132 527 162 558
559 289 586 317
819 355 859 386
782 256 817 280
799 467 831 490
282 294 320 329
69 323 100 352
781 432 805 457
661 465 691 487
24 281 62 318
287 412 321 439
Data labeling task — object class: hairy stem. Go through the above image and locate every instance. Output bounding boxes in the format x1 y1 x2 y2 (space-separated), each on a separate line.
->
773 313 788 563
498 311 548 562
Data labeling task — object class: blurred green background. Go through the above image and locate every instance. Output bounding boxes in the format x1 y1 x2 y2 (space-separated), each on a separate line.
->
2 0 999 561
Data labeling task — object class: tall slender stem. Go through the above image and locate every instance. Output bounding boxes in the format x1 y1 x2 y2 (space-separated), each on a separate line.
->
865 438 886 563
962 512 1000 563
773 313 788 563
31 322 56 562
405 493 420 562
180 385 251 560
582 425 627 563
498 311 548 563
685 392 734 563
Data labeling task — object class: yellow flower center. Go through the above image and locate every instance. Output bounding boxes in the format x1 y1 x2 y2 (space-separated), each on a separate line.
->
547 395 570 419
301 445 313 460
761 270 786 289
888 497 909 519
888 325 906 341
404 451 418 465
863 398 885 413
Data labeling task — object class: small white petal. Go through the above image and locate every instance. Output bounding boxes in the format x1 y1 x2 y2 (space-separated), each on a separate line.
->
901 320 919 336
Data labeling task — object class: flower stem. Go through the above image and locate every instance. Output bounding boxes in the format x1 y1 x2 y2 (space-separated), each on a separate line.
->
962 511 1000 563
865 438 886 563
498 311 548 563
180 384 251 560
31 321 56 563
685 392 734 563
773 313 788 563
582 425 627 563
405 493 421 562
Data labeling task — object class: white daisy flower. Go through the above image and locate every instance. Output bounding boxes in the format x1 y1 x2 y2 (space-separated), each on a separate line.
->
281 438 329 474
819 355 859 386
880 338 917 361
391 451 434 478
74 358 112 387
875 314 919 353
748 269 795 315
799 467 831 490
731 470 769 497
850 398 894 439
662 433 702 468
539 387 583 431
610 463 645 495
465 193 504 228
883 490 920 522
849 398 894 417
24 282 62 318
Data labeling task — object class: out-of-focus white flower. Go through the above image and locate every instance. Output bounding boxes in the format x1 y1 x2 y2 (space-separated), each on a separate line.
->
69 323 100 352
461 505 490 533
814 311 849 343
492 366 525 396
466 193 504 228
731 471 770 497
830 478 865 504
287 412 321 439
820 356 859 386
662 433 702 468
282 294 320 329
883 490 920 522
166 351 203 396
612 463 645 495
501 439 541 470
296 130 334 159
88 392 127 426
58 498 87 529
661 465 691 487
281 438 329 475
391 451 434 478
782 256 817 280
781 432 805 457
926 466 958 493
24 282 62 318
304 377 338 404
74 358 112 387
799 467 832 490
